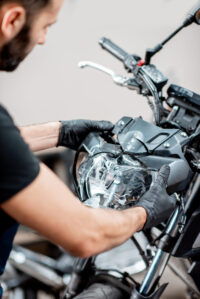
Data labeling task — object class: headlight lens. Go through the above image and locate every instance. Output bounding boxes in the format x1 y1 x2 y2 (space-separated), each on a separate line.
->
77 153 155 209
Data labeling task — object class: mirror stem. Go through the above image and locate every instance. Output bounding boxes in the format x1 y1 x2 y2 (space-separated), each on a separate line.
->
145 23 185 65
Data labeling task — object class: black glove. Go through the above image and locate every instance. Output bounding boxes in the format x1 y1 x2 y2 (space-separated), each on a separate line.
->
57 119 114 150
135 165 177 229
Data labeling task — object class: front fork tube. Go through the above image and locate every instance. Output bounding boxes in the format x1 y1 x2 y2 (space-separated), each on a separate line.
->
137 207 180 296
63 257 96 298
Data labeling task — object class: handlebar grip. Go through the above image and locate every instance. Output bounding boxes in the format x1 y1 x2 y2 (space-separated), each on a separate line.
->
99 37 129 62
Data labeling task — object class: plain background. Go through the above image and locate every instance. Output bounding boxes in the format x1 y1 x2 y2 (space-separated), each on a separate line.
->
1 2 200 297
0 0 200 126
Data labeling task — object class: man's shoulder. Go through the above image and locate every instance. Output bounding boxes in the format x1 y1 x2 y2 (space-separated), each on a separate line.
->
0 104 15 128
0 104 40 204
0 104 11 117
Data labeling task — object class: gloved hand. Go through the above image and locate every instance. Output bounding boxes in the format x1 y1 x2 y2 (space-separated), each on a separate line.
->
57 119 114 150
135 165 177 230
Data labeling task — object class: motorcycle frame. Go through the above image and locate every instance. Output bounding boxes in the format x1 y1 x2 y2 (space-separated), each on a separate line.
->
65 173 200 298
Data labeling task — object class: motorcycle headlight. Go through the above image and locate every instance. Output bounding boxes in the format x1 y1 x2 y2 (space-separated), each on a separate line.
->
76 152 155 209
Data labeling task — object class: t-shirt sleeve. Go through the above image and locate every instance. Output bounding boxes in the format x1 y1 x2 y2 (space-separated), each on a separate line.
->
0 105 40 203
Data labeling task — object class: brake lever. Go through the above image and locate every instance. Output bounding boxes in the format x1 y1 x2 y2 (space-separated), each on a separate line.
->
78 61 127 86
78 61 140 92
124 77 140 91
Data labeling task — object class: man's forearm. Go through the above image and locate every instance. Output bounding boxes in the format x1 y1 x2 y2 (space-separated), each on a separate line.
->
83 206 147 256
20 122 61 152
1 163 147 258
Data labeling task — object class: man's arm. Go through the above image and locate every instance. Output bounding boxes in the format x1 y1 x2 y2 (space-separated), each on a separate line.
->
1 163 147 257
19 122 61 152
19 119 113 152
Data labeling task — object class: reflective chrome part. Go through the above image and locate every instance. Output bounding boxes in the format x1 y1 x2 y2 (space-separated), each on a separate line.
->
165 206 180 234
78 61 127 86
14 245 59 269
9 250 65 289
139 207 180 294
138 69 161 124
79 61 115 77
166 105 179 121
163 142 170 148
139 250 170 295
181 132 187 138
0 281 7 293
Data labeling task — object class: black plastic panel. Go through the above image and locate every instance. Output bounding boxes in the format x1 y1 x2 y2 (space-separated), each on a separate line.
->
168 84 200 107
172 209 200 259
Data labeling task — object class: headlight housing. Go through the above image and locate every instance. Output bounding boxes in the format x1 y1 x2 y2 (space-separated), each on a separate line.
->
76 152 155 209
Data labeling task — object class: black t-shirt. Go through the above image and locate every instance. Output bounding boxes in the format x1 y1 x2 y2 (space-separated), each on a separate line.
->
0 104 40 275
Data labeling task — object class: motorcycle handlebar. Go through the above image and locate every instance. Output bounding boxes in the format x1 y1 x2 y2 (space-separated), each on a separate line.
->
99 37 138 71
99 37 129 62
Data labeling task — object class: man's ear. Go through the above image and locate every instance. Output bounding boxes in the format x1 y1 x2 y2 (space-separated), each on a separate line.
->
1 6 26 41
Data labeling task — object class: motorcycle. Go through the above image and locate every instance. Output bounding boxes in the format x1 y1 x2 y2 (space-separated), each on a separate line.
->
62 3 200 299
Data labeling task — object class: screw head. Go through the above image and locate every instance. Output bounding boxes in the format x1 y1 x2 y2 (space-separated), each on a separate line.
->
164 142 170 148
118 120 125 126
181 132 187 138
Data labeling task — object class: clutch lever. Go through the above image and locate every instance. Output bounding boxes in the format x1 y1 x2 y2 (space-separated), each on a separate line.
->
78 61 140 91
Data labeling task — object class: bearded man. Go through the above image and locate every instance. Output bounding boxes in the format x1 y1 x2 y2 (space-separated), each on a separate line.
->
0 1 176 297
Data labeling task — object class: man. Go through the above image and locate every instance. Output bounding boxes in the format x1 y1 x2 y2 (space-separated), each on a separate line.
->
0 0 176 296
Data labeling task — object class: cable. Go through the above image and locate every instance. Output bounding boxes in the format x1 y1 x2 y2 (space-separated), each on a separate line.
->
131 236 149 268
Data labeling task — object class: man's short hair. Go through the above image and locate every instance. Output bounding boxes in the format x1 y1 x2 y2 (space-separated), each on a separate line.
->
0 0 51 18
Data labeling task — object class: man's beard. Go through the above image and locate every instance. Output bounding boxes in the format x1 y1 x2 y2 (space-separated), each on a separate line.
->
0 24 31 72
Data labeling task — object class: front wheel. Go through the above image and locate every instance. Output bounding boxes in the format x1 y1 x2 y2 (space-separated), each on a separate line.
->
73 282 129 299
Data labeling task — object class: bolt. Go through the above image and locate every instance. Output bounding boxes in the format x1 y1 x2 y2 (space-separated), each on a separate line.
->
164 142 170 148
181 132 187 138
118 120 125 126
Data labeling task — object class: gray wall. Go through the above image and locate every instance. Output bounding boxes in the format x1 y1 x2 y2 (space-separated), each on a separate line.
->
0 0 200 125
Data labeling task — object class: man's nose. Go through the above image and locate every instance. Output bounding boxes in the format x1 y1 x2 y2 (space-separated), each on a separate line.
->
38 30 47 45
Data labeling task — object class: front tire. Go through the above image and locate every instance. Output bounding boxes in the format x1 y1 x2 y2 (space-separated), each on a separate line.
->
73 282 129 299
